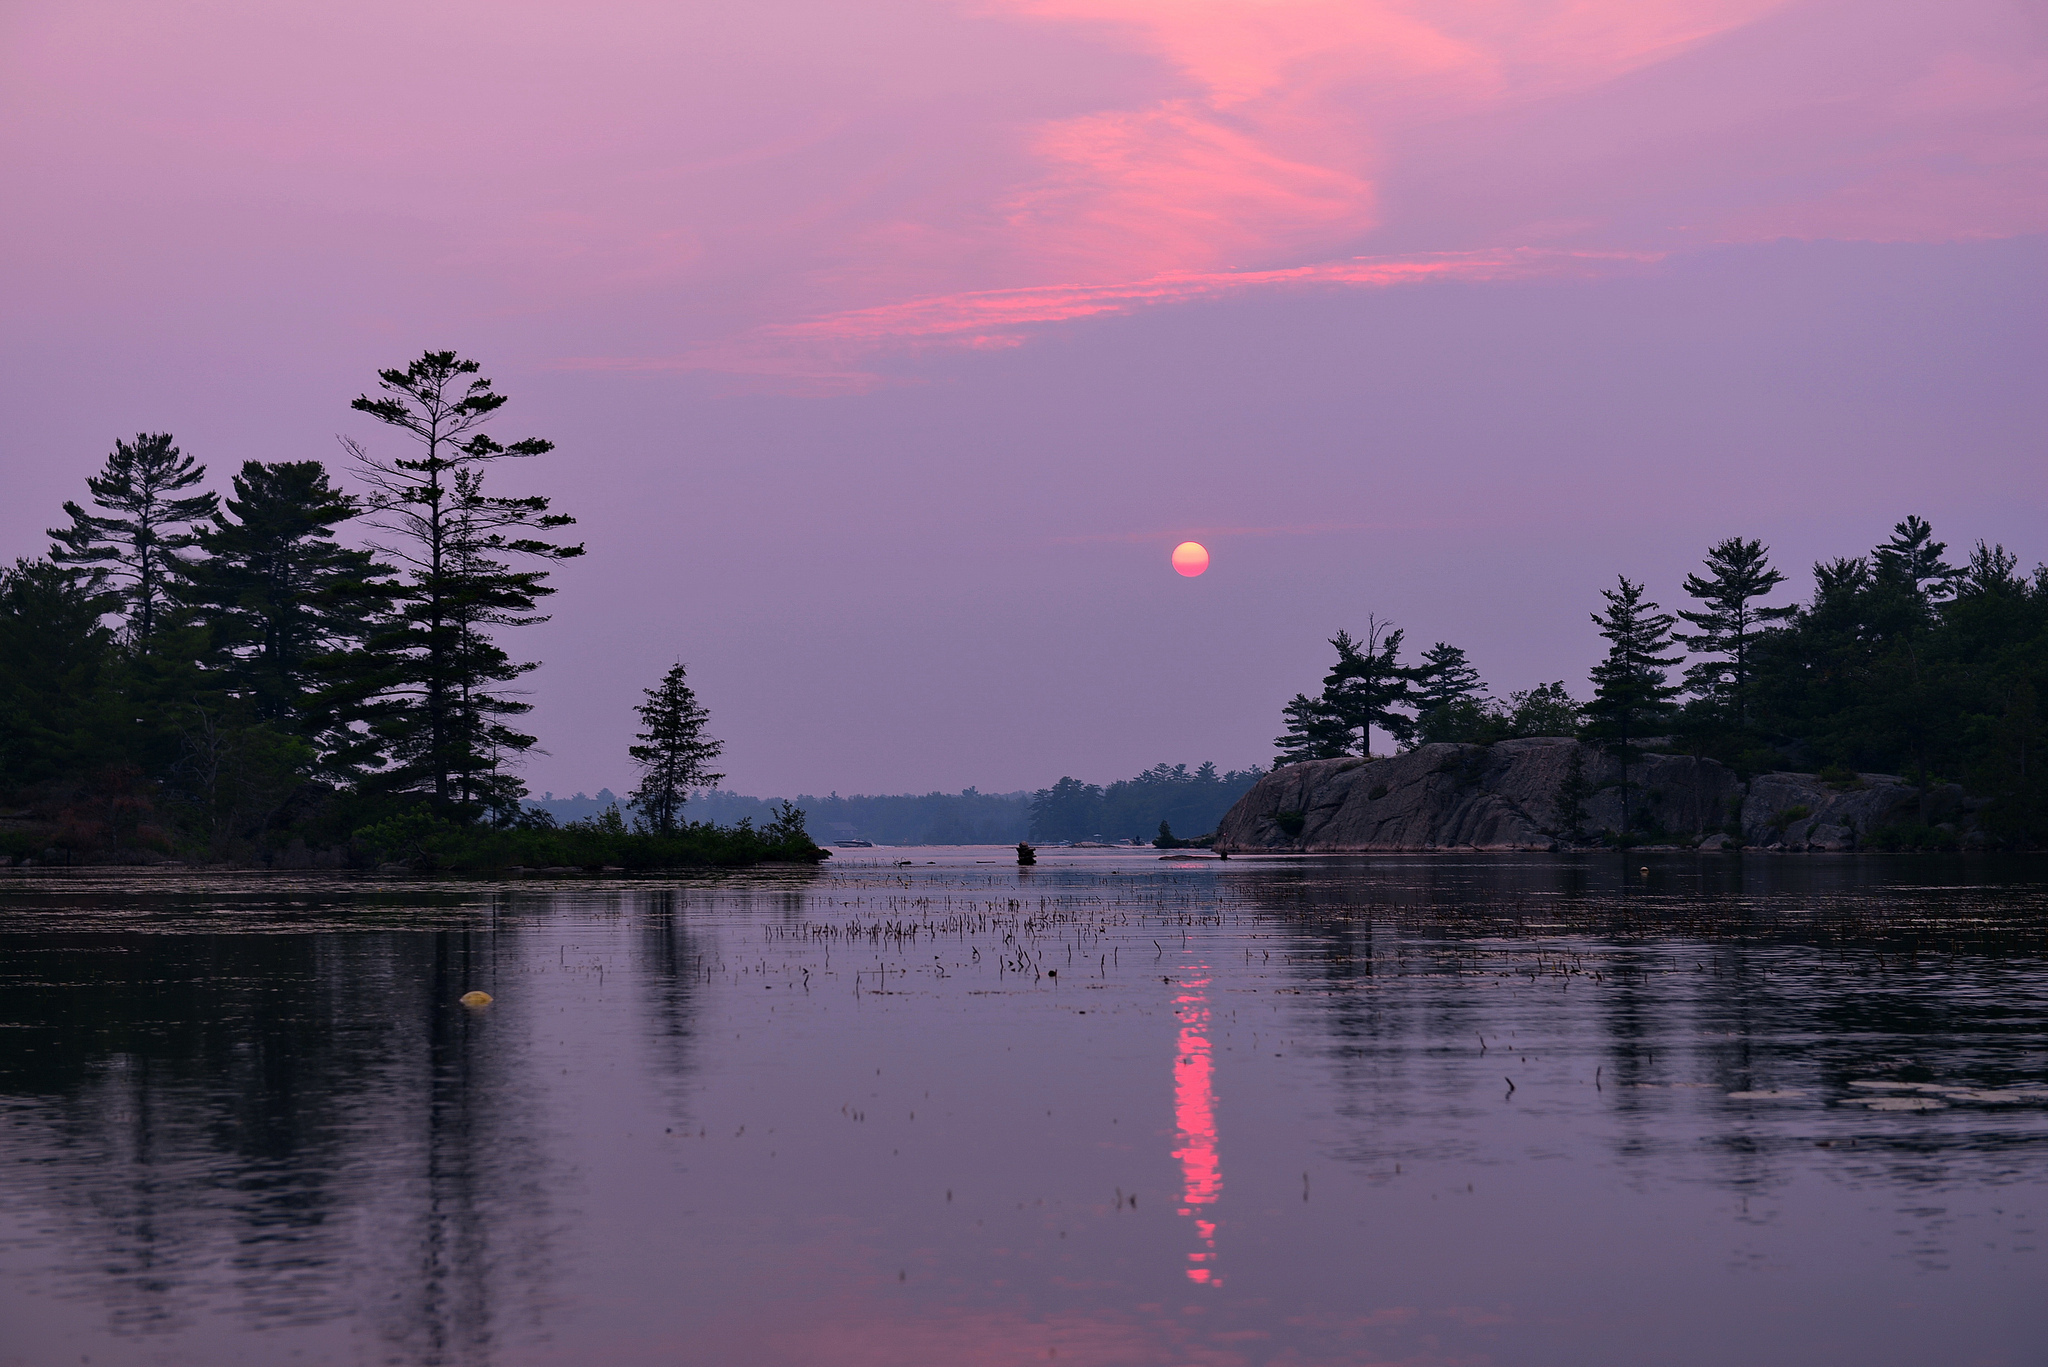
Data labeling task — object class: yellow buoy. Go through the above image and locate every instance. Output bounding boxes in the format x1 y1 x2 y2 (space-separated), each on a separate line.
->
459 990 493 1006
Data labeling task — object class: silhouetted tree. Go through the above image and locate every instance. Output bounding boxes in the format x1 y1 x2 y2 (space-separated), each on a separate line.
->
0 559 122 790
1322 617 1415 757
177 461 394 776
1584 577 1681 834
1504 681 1583 737
1275 692 1351 761
1414 642 1483 713
1413 642 1491 743
1874 514 1960 606
48 434 217 649
628 663 725 835
1676 537 1793 728
344 352 582 816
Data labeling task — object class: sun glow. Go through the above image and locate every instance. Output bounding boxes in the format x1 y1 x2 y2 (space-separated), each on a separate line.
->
1172 542 1210 576
1173 966 1221 1284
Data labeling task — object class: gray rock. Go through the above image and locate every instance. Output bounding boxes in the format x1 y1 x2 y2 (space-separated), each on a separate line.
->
1739 771 1955 845
1215 743 1955 853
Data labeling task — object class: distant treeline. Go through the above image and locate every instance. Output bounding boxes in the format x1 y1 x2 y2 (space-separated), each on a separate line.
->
1277 519 2047 846
530 787 1030 845
527 763 1266 846
0 352 820 868
1029 762 1264 842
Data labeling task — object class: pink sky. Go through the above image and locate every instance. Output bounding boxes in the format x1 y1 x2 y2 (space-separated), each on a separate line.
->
2 0 2044 796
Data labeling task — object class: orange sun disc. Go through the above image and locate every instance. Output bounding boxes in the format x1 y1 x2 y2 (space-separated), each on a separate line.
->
1171 542 1210 577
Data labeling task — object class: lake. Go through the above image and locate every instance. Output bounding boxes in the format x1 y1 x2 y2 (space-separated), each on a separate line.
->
1 851 2044 1366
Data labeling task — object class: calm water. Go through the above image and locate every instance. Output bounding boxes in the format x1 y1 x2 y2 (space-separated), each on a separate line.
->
1 851 2045 1367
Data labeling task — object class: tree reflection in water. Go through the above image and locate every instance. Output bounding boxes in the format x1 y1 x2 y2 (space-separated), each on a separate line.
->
0 859 2042 1367
0 902 560 1363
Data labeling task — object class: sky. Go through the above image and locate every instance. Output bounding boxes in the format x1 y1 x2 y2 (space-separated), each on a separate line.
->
2 0 2044 798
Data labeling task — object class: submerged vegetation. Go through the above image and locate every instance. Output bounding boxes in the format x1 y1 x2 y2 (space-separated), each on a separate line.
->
0 351 823 870
1276 523 2048 848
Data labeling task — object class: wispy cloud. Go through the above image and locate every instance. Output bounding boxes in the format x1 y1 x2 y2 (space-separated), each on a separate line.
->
553 247 1657 386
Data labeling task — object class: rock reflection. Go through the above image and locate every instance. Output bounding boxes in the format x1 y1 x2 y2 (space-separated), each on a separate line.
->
1171 964 1221 1285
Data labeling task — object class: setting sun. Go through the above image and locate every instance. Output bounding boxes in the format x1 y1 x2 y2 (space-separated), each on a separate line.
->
1172 542 1210 577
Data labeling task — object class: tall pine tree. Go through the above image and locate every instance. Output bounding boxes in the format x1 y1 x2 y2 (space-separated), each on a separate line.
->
1413 641 1489 742
177 461 394 776
1676 537 1793 728
1274 692 1351 761
345 352 583 816
1322 618 1415 757
1584 577 1682 834
48 434 218 649
628 663 725 835
1874 514 1960 605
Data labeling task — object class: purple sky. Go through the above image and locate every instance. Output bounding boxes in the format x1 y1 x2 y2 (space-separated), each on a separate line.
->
3 0 2043 797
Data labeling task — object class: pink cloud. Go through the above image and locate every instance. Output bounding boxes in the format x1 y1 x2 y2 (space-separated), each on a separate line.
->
4 0 2039 376
553 248 1656 385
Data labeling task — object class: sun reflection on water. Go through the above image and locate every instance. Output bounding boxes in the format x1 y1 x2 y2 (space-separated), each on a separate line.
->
1173 965 1220 1285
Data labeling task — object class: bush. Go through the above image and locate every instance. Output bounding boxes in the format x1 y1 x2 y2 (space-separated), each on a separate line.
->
353 800 828 871
1272 810 1306 836
1867 823 1960 852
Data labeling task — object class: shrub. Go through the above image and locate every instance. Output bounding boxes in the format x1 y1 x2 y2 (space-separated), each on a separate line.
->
1273 810 1306 836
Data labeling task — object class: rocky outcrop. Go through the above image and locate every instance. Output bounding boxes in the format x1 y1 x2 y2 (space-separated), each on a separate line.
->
1213 739 1965 853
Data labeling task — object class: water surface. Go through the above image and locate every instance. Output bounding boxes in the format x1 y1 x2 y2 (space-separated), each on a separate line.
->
2 851 2044 1365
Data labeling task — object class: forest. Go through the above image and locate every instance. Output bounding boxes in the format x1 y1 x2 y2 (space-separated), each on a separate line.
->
1276 522 2047 846
532 766 1262 847
7 353 2041 866
0 352 821 870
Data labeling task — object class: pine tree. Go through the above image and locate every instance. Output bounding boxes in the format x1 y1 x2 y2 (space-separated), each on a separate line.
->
0 559 122 790
1414 642 1483 714
1413 641 1490 742
1322 618 1415 757
628 663 725 835
48 433 218 648
177 461 394 774
1675 537 1793 727
1584 577 1682 835
1275 692 1351 761
344 352 583 816
1874 514 1959 603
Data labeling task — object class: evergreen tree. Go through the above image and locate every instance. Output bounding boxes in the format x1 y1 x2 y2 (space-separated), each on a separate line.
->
1275 692 1351 761
1414 642 1483 714
177 461 393 773
1874 514 1960 604
0 559 122 790
344 351 583 816
1413 642 1489 743
1675 537 1793 727
627 663 725 835
48 433 217 648
1584 577 1682 834
1322 618 1415 757
1028 776 1104 840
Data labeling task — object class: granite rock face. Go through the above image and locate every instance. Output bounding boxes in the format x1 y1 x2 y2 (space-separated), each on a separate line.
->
1213 740 1958 852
